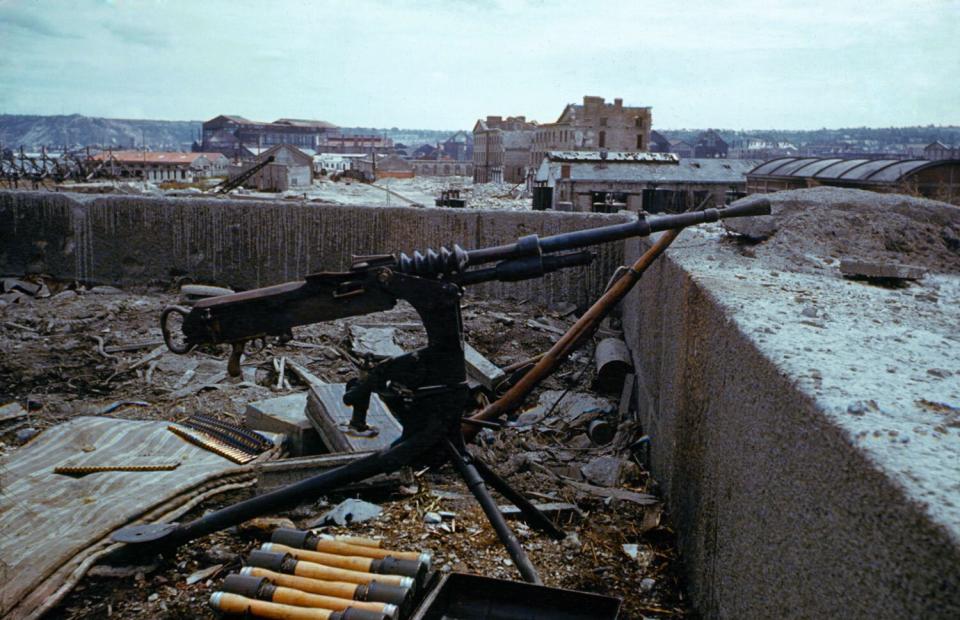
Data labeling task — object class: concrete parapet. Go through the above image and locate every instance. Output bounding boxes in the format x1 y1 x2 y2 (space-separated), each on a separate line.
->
0 191 629 306
622 229 960 618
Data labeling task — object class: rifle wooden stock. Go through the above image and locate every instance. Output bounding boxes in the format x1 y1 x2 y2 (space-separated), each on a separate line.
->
464 228 682 437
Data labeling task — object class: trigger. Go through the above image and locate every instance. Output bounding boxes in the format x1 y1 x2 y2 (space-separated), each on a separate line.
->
228 342 244 377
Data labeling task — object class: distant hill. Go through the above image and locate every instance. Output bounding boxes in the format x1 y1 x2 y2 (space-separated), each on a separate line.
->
0 114 201 151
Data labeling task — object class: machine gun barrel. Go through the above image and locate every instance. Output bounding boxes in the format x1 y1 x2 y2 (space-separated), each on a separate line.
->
467 200 770 266
397 199 771 278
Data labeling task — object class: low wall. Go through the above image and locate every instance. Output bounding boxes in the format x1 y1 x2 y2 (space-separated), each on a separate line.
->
0 191 628 306
622 230 960 618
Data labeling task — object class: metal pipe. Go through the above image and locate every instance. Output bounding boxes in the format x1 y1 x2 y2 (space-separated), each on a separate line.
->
445 440 542 585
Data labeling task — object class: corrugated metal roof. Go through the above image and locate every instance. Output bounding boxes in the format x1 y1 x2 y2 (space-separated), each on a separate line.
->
749 157 798 176
545 158 759 184
791 158 845 177
809 159 872 179
748 156 959 185
867 160 932 183
766 158 822 176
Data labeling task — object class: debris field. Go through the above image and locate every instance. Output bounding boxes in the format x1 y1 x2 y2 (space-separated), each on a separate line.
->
0 281 688 619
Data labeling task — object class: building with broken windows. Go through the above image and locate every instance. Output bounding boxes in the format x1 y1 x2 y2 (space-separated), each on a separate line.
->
200 115 338 159
472 115 538 184
89 151 229 182
228 144 313 192
532 151 758 212
530 96 652 171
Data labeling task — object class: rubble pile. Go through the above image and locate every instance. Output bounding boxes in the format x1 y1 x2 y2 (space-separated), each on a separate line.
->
0 280 688 619
724 187 960 275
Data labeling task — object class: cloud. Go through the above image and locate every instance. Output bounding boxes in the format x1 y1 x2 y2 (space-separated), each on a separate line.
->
0 8 81 39
102 23 170 48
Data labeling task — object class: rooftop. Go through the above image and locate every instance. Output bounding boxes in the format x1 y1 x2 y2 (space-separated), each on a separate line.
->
748 156 960 183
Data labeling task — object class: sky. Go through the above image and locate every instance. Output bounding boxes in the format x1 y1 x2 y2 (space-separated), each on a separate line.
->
0 0 958 130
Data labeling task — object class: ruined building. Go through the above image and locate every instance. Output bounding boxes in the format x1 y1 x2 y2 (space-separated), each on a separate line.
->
200 115 338 158
472 115 538 184
530 96 652 170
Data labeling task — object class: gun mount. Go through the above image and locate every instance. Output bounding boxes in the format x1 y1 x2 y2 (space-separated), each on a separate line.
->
119 200 772 584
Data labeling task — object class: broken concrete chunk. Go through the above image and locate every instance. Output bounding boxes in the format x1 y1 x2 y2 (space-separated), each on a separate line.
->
246 392 324 457
2 278 42 296
0 402 27 424
317 498 383 526
840 258 926 281
423 511 442 524
498 501 583 522
349 325 404 358
15 427 39 444
513 405 546 428
89 285 123 295
464 343 506 391
537 390 614 427
580 455 628 487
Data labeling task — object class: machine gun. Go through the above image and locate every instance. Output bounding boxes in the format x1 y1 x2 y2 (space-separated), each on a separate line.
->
115 200 771 583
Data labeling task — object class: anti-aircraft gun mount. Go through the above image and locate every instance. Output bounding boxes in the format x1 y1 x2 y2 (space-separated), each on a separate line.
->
116 200 771 584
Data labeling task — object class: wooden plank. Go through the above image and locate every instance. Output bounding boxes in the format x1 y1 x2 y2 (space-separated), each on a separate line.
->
306 383 402 453
254 452 410 494
464 343 505 391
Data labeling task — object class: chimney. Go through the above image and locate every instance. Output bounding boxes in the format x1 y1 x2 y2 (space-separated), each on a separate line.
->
614 98 623 109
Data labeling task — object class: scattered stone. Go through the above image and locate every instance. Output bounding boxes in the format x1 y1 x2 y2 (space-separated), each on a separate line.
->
423 511 442 524
51 290 78 303
840 258 926 282
640 578 656 592
237 517 296 536
2 278 42 296
185 564 223 585
567 433 592 449
499 502 583 522
89 286 123 295
349 326 404 358
801 306 818 318
927 368 953 378
513 406 546 428
0 402 27 424
548 301 577 317
581 455 627 487
203 545 240 565
562 532 581 549
316 498 382 526
622 544 639 560
538 390 614 427
15 427 38 444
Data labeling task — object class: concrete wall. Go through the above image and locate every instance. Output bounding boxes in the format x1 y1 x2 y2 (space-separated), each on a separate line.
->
0 190 628 306
622 232 960 618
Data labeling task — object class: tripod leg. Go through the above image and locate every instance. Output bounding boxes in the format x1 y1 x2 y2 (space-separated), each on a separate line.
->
445 440 543 585
471 457 566 540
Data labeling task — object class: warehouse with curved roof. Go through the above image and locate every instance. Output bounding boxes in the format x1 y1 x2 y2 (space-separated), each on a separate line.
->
746 157 960 205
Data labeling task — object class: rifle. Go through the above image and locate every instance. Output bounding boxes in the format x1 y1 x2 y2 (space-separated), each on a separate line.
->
115 200 771 584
